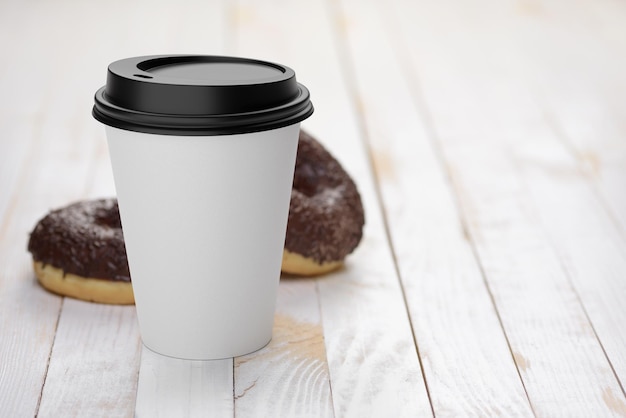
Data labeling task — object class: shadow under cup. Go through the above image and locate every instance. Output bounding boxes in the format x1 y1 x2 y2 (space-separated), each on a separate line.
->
93 55 313 359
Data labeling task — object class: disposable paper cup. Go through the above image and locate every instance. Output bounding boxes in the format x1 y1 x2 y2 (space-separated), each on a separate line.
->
93 55 313 359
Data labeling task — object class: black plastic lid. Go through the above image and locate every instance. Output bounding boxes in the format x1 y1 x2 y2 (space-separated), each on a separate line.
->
93 55 313 136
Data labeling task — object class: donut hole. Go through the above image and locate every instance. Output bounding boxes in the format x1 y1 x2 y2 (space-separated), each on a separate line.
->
292 164 321 197
293 162 342 198
92 205 122 229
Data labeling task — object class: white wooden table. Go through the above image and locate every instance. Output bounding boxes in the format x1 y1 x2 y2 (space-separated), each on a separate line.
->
2 0 626 416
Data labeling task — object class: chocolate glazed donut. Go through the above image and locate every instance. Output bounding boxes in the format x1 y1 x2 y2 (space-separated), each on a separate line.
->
282 129 365 275
28 199 134 304
27 129 364 303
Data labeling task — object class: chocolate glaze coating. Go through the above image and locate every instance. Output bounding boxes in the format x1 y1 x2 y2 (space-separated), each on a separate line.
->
285 129 365 263
28 199 130 282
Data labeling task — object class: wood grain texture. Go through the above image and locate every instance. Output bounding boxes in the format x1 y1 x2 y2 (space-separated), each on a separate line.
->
37 301 141 418
499 5 626 390
233 0 433 415
0 107 94 413
235 280 333 418
501 0 626 241
483 0 626 395
445 146 625 417
0 3 102 412
135 350 233 418
0 0 233 416
35 117 141 418
516 137 626 394
385 0 626 415
335 0 535 416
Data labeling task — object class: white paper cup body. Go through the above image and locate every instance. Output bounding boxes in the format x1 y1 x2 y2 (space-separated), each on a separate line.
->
105 124 300 359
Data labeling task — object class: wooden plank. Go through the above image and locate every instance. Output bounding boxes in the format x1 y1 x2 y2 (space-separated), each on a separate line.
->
35 118 141 418
0 0 73 226
598 164 626 236
502 0 626 239
445 145 626 417
516 137 626 394
334 0 535 416
233 0 433 416
83 133 116 200
0 117 104 412
0 0 233 416
478 0 626 395
385 0 626 415
0 5 100 415
0 97 94 415
135 350 233 418
235 280 333 417
0 119 33 225
37 302 141 417
410 0 626 400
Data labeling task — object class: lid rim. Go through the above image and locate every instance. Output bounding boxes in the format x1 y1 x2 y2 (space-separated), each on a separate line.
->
93 55 313 136
92 104 314 136
93 84 313 136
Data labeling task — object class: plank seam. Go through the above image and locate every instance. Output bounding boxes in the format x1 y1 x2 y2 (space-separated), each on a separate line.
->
132 348 142 413
315 279 336 418
512 117 626 400
34 298 65 418
0 103 65 418
232 357 236 418
323 0 435 416
380 1 538 416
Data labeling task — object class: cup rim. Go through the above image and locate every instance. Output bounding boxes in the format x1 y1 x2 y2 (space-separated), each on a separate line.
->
93 55 314 136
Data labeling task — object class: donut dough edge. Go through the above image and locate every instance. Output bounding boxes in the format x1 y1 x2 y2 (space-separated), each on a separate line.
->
281 249 343 276
34 249 340 305
33 261 135 305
